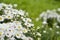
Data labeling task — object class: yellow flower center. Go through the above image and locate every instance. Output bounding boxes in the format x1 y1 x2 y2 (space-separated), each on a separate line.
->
0 32 2 36
8 16 10 18
16 34 19 36
0 17 2 20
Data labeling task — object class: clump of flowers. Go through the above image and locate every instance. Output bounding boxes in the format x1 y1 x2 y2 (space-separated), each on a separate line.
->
0 3 34 40
36 9 60 40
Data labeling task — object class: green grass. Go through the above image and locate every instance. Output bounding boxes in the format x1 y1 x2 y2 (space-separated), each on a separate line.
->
0 0 60 40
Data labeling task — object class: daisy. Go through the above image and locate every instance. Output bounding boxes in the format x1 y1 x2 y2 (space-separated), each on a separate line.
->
15 25 22 30
0 16 4 22
5 4 12 9
36 32 41 37
8 37 16 40
5 14 13 19
21 34 27 40
0 30 4 38
42 21 47 25
0 38 4 40
5 31 13 37
43 30 46 33
56 26 59 28
57 15 60 22
15 32 22 38
18 10 25 16
4 9 12 15
26 18 32 22
24 22 34 27
36 17 40 21
0 4 3 10
11 9 18 14
22 28 28 33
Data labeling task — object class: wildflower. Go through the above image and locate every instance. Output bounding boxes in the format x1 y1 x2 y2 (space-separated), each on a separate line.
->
36 17 40 21
5 14 13 19
56 31 60 34
36 32 41 36
15 32 22 38
42 21 47 25
18 10 25 16
0 16 4 22
43 30 46 33
13 4 17 7
56 26 59 28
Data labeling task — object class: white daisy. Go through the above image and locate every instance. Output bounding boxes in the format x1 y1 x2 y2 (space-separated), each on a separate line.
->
22 28 28 33
5 4 12 9
18 10 25 16
15 32 22 38
4 9 12 14
5 14 13 19
0 16 4 22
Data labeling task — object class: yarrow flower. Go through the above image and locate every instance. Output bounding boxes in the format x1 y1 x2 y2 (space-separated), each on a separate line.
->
0 3 34 40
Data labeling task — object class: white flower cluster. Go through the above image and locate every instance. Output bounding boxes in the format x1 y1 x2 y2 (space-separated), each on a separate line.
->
0 3 34 40
36 9 60 24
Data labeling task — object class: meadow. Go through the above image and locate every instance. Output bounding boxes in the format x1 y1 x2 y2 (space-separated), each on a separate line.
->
0 0 60 40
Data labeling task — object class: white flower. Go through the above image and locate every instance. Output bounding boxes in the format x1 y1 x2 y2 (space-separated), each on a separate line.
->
15 25 22 30
5 4 12 9
0 23 9 30
24 22 34 27
21 34 27 40
5 14 13 19
43 30 46 33
0 30 4 38
38 38 41 40
13 21 21 25
1 3 7 7
36 17 40 21
36 32 41 36
15 32 22 38
42 21 47 25
18 10 25 16
57 15 60 22
0 38 4 40
39 11 46 18
4 9 12 14
49 28 52 30
26 12 29 16
5 31 13 37
11 9 18 14
0 3 34 40
56 26 59 28
0 4 3 10
0 16 4 21
8 37 16 40
13 4 17 7
22 28 28 33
